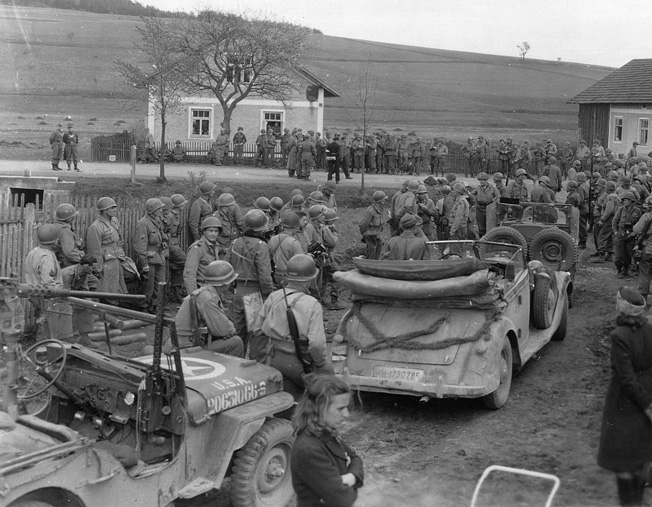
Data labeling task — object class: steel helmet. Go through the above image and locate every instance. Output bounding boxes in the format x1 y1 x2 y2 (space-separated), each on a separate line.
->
493 172 504 181
308 191 326 204
592 172 601 180
37 223 61 245
572 160 582 167
286 254 318 282
373 191 388 202
605 181 617 191
244 209 269 231
402 179 410 189
55 203 77 222
145 198 164 214
407 180 420 192
203 260 238 286
323 181 336 192
171 194 188 208
199 181 216 195
595 178 606 188
218 193 235 206
307 205 324 220
201 216 222 230
621 175 631 184
159 197 173 211
453 182 467 194
577 172 587 181
97 196 117 211
445 173 457 183
515 168 527 177
539 176 551 186
290 188 304 197
416 185 428 194
566 181 578 190
645 195 652 208
281 211 300 229
621 191 636 202
270 196 284 211
324 208 339 222
477 172 488 181
291 195 305 207
254 196 271 212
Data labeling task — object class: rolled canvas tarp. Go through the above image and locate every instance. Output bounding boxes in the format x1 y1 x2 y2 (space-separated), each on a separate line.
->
351 257 486 281
334 268 492 299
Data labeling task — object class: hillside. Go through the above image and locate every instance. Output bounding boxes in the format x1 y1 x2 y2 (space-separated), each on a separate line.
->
0 6 614 160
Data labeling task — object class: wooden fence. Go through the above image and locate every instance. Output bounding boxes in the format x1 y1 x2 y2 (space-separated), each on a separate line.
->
91 130 137 162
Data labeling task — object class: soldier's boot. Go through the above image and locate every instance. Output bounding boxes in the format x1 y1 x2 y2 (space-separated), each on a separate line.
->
74 164 81 172
604 252 613 263
51 163 60 171
67 163 71 171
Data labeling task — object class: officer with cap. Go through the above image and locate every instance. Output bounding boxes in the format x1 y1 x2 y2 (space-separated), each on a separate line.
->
188 181 216 242
175 260 244 357
49 123 64 171
86 196 127 296
613 191 641 278
475 172 500 236
381 214 430 260
63 123 81 171
360 191 388 259
184 216 222 294
226 209 275 361
269 211 306 286
134 198 165 312
24 224 74 341
261 254 333 399
232 127 247 166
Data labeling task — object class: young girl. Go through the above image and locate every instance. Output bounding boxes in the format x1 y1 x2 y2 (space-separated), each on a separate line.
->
291 376 364 507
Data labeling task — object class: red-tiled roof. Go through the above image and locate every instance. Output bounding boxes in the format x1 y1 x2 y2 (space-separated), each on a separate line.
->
569 59 652 104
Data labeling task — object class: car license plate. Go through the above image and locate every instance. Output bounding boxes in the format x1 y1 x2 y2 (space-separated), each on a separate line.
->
372 366 424 382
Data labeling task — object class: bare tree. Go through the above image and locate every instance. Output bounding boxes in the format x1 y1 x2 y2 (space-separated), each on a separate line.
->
343 59 379 195
517 41 531 61
175 10 311 133
116 17 190 182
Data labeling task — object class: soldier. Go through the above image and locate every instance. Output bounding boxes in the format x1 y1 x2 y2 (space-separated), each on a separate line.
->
339 133 353 179
449 182 470 242
375 132 385 173
213 128 230 165
326 135 341 182
416 185 438 241
226 209 275 361
493 172 507 197
381 214 430 260
188 181 216 243
287 131 299 177
633 196 652 300
254 196 274 233
322 208 344 310
53 203 84 267
613 191 642 278
352 133 365 173
627 141 639 165
86 197 127 296
214 192 244 254
460 137 475 177
576 139 591 172
577 172 591 249
530 176 553 203
298 133 316 180
169 140 186 163
303 205 337 294
593 180 619 263
280 127 292 167
591 140 606 171
175 260 244 357
542 156 562 193
544 138 558 163
394 179 420 223
360 191 388 260
433 139 448 176
24 224 73 341
183 216 222 294
384 133 397 174
266 128 278 168
134 198 165 313
496 139 511 176
254 129 266 167
566 180 583 211
166 194 188 303
62 123 81 171
315 132 326 171
389 180 409 237
142 127 158 163
425 138 437 174
397 134 409 173
318 181 337 212
61 254 99 348
261 254 332 399
559 142 574 180
365 135 377 174
307 190 327 209
270 196 284 230
269 212 306 286
232 127 247 166
474 172 500 237
49 123 64 171
505 168 529 202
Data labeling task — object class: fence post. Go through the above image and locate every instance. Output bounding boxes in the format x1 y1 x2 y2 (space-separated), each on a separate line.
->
130 145 143 186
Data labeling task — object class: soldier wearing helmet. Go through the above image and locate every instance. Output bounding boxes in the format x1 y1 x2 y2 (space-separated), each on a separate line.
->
86 196 127 296
505 168 529 202
183 216 222 294
531 176 553 204
167 194 188 302
53 203 85 267
389 180 410 237
319 208 344 309
492 172 507 197
175 260 244 358
307 191 326 209
613 190 642 278
542 156 562 193
474 172 500 237
297 132 316 180
566 179 582 209
360 191 388 259
416 185 438 241
134 198 165 312
381 213 430 260
226 209 275 361
188 181 216 242
447 182 471 244
261 254 333 398
269 212 307 286
214 192 244 252
591 181 619 263
304 205 337 297
321 181 338 211
255 128 267 168
24 224 74 341
633 197 652 299
393 180 421 232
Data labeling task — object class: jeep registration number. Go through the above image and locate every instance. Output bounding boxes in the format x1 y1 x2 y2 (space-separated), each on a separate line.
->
372 366 424 382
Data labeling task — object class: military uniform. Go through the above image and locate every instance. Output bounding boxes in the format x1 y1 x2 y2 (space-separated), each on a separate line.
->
183 236 220 294
49 126 64 170
232 130 247 166
475 183 500 237
85 215 127 295
268 232 305 285
381 230 429 260
360 202 387 259
352 137 365 172
61 263 96 338
175 286 244 357
449 195 470 241
598 192 619 260
226 234 275 360
505 180 529 202
168 207 186 298
134 214 164 311
188 196 214 243
417 196 438 240
55 220 85 267
215 203 244 253
613 203 642 277
298 138 316 179
63 128 80 171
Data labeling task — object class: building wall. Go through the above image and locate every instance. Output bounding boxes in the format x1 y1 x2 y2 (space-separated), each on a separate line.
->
608 104 651 157
148 88 326 145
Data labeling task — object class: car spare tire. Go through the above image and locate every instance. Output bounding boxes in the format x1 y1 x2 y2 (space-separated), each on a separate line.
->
480 226 528 257
529 228 578 272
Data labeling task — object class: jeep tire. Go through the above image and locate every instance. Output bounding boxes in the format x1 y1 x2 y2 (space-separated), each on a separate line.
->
482 335 513 410
529 228 578 272
231 418 294 507
480 226 528 257
532 274 555 330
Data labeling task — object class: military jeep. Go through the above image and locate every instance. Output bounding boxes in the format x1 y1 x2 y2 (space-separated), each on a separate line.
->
331 241 570 409
0 281 295 507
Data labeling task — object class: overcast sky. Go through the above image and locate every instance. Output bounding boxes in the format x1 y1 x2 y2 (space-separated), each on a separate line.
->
139 0 651 68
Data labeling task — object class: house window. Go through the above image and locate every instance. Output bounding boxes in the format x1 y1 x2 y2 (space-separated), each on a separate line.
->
227 57 253 85
640 119 649 146
263 111 284 138
191 109 211 137
614 117 623 142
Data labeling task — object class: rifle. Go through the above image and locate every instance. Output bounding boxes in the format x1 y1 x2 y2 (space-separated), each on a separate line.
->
281 287 315 375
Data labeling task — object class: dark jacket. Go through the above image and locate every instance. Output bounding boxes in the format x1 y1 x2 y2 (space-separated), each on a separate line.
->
291 430 364 507
598 321 652 472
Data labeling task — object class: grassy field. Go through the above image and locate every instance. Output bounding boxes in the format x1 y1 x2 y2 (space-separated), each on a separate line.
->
0 5 613 161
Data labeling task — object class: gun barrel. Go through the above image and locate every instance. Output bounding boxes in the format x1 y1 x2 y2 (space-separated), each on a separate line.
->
15 284 145 300
68 297 174 325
